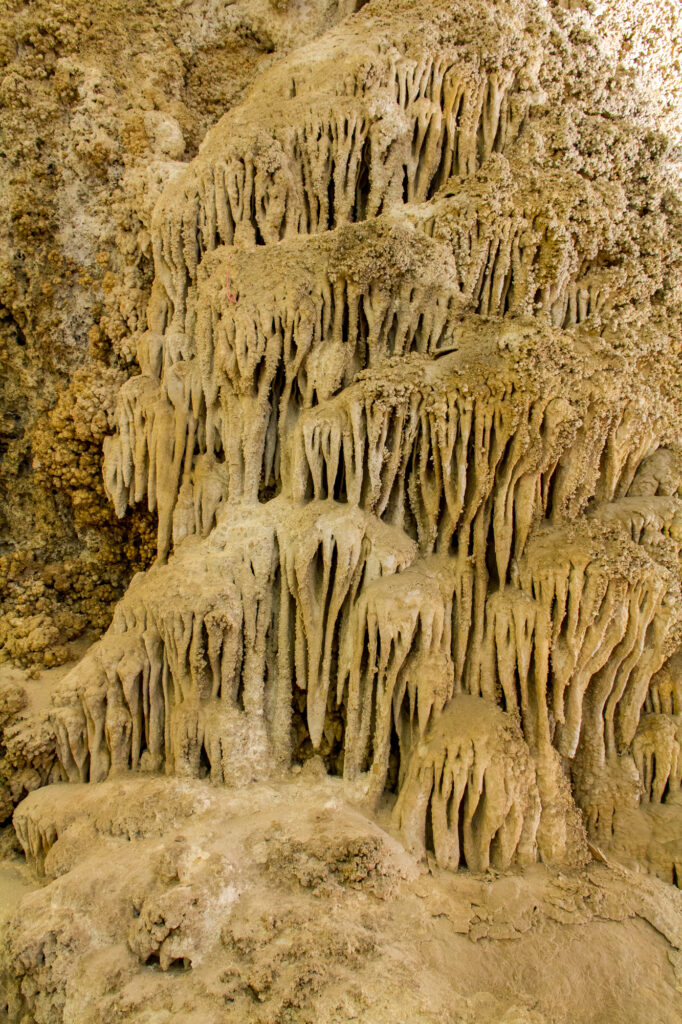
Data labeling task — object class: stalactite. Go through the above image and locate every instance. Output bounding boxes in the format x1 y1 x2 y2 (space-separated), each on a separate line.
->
632 713 682 805
51 500 416 784
517 520 675 762
392 696 540 871
405 161 623 327
103 354 207 561
150 24 543 320
339 555 464 800
47 0 682 889
646 652 682 717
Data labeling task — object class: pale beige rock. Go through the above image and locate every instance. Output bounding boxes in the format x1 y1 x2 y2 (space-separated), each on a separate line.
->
39 0 682 882
393 695 541 872
4 776 682 1024
4 0 682 1019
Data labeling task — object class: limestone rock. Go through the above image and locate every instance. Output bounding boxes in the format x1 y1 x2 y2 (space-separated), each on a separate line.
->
4 776 682 1024
393 696 540 872
39 0 682 884
4 0 682 1019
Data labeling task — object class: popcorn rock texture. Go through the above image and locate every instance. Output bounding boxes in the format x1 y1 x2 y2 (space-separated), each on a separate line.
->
3 0 682 1021
0 0 358 668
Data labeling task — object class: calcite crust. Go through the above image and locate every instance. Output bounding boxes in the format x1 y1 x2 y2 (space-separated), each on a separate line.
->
4 0 682 1020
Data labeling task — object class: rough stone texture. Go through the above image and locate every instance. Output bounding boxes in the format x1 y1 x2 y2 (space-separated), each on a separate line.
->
0 0 359 669
4 776 682 1024
3 0 682 1021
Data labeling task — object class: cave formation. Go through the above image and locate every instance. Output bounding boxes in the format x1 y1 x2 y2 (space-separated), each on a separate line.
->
3 0 682 1021
58 0 682 878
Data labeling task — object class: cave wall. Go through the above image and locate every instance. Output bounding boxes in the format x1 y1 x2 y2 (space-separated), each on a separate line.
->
13 0 679 883
0 0 361 668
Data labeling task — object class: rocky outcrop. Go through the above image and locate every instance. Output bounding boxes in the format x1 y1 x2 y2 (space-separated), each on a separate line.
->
4 775 682 1024
36 0 682 887
4 0 682 1018
0 0 363 669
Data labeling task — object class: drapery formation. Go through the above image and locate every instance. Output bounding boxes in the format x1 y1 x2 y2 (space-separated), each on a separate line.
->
54 0 682 874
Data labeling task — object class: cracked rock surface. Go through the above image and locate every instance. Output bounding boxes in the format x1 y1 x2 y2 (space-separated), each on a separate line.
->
4 775 682 1024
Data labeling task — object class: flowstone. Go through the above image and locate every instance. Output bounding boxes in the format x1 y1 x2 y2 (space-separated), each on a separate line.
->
4 0 682 1020
28 0 682 876
393 695 541 872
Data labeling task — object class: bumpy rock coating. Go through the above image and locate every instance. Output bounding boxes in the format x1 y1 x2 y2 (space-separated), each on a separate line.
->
0 0 361 669
3 0 682 1021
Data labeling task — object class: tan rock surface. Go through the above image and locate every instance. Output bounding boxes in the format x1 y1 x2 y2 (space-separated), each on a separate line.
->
0 0 359 669
4 775 682 1024
3 0 682 1020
